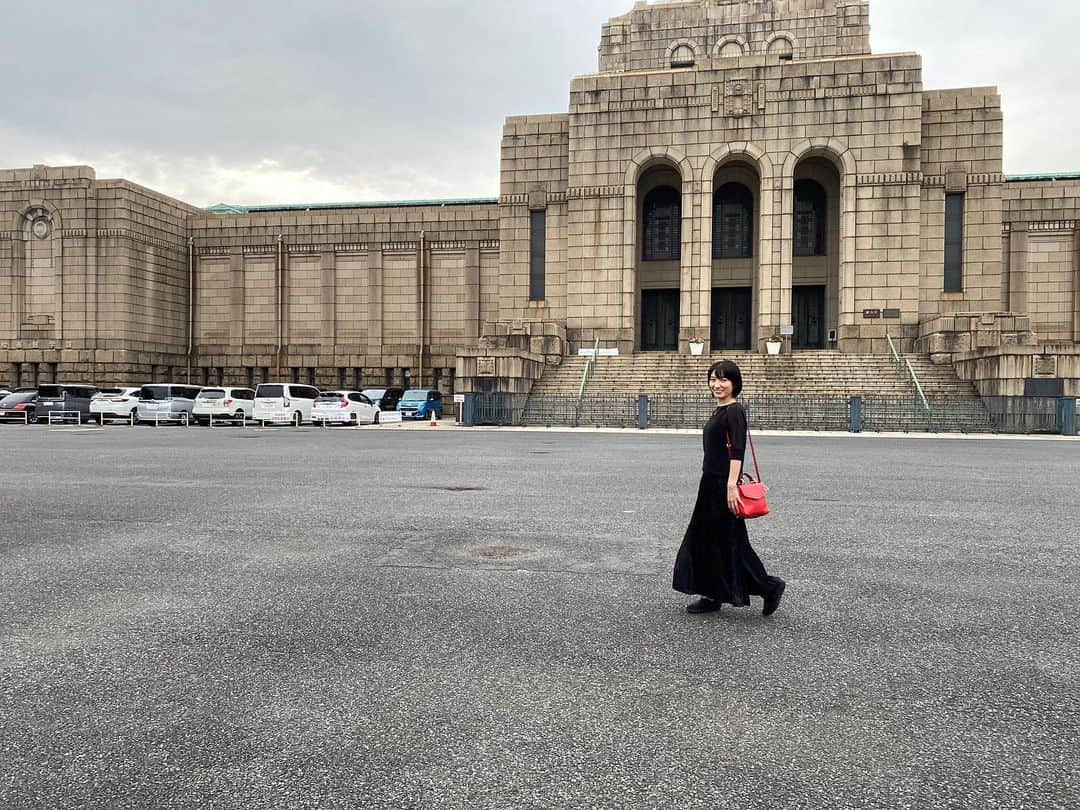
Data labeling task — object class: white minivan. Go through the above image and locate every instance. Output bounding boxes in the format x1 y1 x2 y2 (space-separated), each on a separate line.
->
253 383 320 426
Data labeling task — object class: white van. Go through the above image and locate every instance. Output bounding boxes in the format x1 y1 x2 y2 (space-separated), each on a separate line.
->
192 387 256 425
253 383 320 426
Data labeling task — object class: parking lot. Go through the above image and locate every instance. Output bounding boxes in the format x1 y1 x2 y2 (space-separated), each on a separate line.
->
1 426 1077 808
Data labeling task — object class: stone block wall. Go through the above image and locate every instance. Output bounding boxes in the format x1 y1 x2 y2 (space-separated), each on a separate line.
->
599 0 870 73
918 88 1005 319
1003 179 1080 346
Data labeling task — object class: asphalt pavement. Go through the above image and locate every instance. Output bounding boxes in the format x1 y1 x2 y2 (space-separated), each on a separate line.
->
0 423 1077 809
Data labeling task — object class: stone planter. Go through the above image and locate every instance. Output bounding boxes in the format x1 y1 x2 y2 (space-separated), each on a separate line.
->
765 341 782 356
689 340 705 356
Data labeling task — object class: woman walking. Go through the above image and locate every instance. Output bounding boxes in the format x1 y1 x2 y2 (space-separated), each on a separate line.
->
673 359 786 616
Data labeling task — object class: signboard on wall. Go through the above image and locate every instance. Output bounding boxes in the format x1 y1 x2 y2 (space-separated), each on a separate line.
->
477 357 496 377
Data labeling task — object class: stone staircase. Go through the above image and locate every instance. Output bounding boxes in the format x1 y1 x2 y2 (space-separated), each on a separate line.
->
524 351 992 431
530 351 977 398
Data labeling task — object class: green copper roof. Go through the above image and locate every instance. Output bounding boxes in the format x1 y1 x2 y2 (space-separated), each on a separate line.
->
1005 172 1080 182
206 197 498 215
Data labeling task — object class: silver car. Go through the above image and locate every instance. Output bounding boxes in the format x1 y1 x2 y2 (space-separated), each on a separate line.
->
136 384 203 424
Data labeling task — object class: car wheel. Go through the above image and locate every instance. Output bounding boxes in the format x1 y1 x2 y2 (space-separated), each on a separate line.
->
234 410 245 423
373 411 380 424
27 413 38 425
130 410 140 426
294 411 302 427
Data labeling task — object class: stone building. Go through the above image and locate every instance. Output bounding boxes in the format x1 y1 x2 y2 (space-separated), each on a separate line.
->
1 0 1078 398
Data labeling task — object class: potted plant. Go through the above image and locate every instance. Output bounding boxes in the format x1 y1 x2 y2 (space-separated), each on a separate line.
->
764 332 782 356
688 338 705 356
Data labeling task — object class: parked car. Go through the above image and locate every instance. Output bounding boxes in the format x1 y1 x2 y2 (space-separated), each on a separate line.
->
192 387 256 425
0 390 38 424
311 391 381 426
396 389 444 420
89 387 143 424
35 384 98 424
362 387 405 411
136 384 203 424
253 383 320 426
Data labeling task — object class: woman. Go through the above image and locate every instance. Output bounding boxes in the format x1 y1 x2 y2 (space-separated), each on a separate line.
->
673 359 786 616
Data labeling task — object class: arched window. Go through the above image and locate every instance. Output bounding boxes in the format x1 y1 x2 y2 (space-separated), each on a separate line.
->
642 186 681 261
670 44 695 68
794 179 827 257
713 183 754 259
719 41 744 58
767 36 794 59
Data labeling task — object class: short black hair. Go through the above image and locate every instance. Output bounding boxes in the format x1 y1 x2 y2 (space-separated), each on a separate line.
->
707 359 743 398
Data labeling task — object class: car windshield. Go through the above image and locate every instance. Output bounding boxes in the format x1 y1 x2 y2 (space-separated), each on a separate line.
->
256 385 284 398
96 388 124 396
198 389 227 399
401 390 428 401
363 389 386 399
0 392 36 407
37 385 64 398
140 385 172 400
316 393 346 401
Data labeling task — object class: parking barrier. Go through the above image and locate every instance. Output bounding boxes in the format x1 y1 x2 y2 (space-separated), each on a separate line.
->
47 410 82 426
152 411 190 428
209 412 247 428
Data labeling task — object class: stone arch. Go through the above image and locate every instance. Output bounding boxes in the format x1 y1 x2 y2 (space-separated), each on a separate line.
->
699 144 775 353
780 139 858 350
622 148 696 352
763 31 799 59
664 39 699 68
712 35 748 58
12 200 65 342
14 200 63 237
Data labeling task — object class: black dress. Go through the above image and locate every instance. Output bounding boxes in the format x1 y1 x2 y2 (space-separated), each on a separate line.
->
672 402 781 607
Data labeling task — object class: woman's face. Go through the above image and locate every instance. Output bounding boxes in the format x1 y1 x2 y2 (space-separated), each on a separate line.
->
709 373 733 401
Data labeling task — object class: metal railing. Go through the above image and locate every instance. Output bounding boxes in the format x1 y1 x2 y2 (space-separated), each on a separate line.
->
47 411 82 426
886 332 931 423
468 393 1076 435
575 338 600 427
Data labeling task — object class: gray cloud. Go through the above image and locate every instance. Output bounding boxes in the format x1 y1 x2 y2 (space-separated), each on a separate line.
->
2 0 1076 206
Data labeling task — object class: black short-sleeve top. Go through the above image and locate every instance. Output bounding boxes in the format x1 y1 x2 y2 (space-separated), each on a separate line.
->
702 402 748 476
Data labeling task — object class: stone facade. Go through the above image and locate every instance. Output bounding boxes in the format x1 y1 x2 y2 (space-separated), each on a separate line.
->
1 0 1078 398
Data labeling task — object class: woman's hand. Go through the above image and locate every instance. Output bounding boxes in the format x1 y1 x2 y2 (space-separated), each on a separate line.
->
727 482 742 515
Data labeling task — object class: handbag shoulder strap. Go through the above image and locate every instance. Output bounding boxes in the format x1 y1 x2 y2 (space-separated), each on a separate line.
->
724 405 764 483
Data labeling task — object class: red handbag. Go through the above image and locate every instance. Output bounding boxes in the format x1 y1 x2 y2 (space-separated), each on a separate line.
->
729 429 770 520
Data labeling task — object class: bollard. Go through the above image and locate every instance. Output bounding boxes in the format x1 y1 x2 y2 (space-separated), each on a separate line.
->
637 394 649 430
1059 397 1077 437
849 395 864 433
462 393 477 427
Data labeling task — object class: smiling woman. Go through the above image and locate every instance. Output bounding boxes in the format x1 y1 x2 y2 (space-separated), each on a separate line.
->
672 360 786 617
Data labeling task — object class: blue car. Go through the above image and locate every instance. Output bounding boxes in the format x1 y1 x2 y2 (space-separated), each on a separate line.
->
397 389 444 420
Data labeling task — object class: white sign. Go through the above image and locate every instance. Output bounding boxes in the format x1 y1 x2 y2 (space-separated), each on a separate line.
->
453 394 466 404
379 410 403 424
271 411 294 424
578 348 620 358
779 324 795 337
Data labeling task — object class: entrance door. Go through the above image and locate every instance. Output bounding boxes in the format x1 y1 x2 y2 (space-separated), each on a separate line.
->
711 287 752 351
792 285 826 349
641 289 679 351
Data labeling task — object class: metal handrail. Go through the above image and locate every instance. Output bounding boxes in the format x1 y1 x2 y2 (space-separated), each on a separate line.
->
886 332 931 417
575 337 600 427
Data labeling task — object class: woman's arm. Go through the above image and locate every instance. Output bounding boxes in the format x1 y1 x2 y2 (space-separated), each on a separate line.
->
727 459 743 514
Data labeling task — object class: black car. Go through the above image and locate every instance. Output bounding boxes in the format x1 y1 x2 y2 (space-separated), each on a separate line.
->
361 387 405 411
0 390 38 424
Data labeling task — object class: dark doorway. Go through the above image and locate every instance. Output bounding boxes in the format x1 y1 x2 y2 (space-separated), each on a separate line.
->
711 287 752 351
641 289 679 351
792 285 826 349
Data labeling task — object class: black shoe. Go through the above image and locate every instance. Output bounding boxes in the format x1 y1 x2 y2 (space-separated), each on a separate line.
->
762 579 786 617
686 597 721 614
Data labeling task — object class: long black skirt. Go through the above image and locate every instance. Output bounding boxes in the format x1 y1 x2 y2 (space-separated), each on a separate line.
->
672 473 775 607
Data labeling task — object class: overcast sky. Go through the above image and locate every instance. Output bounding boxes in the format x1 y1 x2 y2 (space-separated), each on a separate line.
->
2 0 1077 208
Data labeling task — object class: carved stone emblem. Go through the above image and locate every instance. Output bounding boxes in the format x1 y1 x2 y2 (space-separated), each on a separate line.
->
31 217 51 240
725 77 753 117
